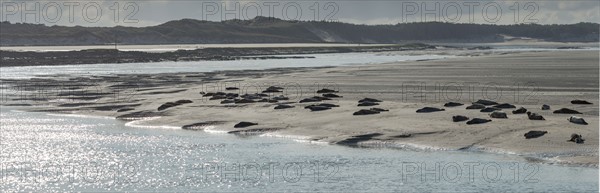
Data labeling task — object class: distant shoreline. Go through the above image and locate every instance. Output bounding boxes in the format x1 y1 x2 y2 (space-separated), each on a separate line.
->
0 43 435 67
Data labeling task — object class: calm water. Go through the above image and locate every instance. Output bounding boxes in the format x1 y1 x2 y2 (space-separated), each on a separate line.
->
0 52 453 79
0 107 597 192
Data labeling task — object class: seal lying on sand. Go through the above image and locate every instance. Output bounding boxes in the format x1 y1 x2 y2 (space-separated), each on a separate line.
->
370 108 389 112
568 116 588 125
474 99 498 106
571 100 593 105
493 103 516 109
359 98 382 103
568 133 585 144
322 93 342 98
524 131 547 139
480 107 500 112
542 104 550 110
316 88 338 93
263 86 283 93
234 122 258 128
274 104 294 109
299 97 321 103
273 95 289 100
453 115 469 122
444 102 463 107
466 103 486 109
305 103 339 109
353 109 380 115
157 100 193 111
489 111 508 118
512 107 527 114
358 102 379 106
466 118 491 125
226 87 239 90
416 107 445 113
306 105 332 111
527 112 545 120
554 108 582 114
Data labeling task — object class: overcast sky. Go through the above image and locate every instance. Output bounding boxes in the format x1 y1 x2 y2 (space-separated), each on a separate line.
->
1 0 598 27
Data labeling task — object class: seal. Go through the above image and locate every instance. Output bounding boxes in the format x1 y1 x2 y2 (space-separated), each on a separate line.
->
466 118 491 125
359 98 382 103
466 103 486 109
541 104 550 110
526 112 545 120
353 109 380 115
493 103 516 109
358 102 379 106
274 104 294 109
524 130 547 139
452 115 469 122
234 121 258 128
444 102 464 107
568 133 585 144
416 107 445 113
480 107 500 112
322 93 342 98
474 99 498 106
489 111 508 118
316 88 338 93
512 107 527 114
571 100 593 105
306 105 332 111
370 108 389 112
568 116 588 125
553 108 582 114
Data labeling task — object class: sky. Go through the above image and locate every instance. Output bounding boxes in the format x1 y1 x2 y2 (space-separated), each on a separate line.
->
0 0 598 27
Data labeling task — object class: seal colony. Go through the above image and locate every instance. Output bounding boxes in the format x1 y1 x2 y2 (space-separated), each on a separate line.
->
4 50 598 166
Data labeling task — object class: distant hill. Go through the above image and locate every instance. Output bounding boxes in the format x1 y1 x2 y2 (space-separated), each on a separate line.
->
1 17 598 46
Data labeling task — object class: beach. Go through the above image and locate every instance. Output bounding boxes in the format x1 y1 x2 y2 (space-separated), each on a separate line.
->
3 49 598 166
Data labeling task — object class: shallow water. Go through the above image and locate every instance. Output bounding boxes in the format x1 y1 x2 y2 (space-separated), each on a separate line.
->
0 107 597 192
0 52 452 79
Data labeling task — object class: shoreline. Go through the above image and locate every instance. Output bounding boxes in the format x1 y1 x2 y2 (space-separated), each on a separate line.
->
0 43 435 67
1 50 598 167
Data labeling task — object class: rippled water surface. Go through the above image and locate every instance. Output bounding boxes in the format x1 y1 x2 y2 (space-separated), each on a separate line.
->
0 107 597 192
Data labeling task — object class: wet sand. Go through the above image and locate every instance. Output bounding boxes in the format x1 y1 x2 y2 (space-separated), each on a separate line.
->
3 50 598 166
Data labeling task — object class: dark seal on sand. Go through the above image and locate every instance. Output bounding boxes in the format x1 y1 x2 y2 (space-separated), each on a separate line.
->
466 118 491 125
489 111 508 119
452 115 469 122
493 103 516 109
480 107 500 112
568 133 585 144
571 100 593 105
322 93 342 98
353 109 381 115
359 98 382 103
524 131 547 139
416 107 445 113
466 103 486 109
226 87 239 90
370 108 389 112
158 100 193 111
274 104 294 109
444 102 464 107
358 102 379 106
234 122 258 128
512 107 527 114
474 99 498 106
553 108 582 114
306 106 331 111
316 88 338 93
299 97 321 103
527 112 545 120
568 116 588 125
